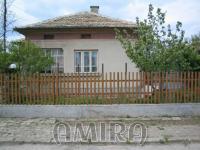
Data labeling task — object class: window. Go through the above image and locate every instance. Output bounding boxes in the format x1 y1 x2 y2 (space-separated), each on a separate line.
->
43 48 64 73
81 34 91 39
44 34 54 39
74 50 97 73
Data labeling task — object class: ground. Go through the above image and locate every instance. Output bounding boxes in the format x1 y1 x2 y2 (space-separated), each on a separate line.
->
0 117 200 150
1 143 200 150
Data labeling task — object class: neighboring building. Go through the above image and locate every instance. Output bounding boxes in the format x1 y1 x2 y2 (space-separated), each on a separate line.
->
15 6 139 73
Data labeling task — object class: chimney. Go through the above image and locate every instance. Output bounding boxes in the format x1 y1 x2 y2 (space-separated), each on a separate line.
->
90 6 99 13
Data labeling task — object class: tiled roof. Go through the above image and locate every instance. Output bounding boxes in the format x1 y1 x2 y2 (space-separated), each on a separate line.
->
15 11 136 31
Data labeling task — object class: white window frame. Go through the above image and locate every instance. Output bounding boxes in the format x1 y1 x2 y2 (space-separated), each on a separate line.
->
74 50 98 73
43 48 64 73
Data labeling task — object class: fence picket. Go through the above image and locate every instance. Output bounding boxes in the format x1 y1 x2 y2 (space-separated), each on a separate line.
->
165 72 168 103
48 74 50 104
180 72 183 103
105 73 108 101
175 72 178 103
198 72 200 102
191 72 194 102
132 72 134 102
147 72 150 104
184 72 186 103
125 72 127 101
97 73 100 100
102 73 104 99
153 72 157 103
0 71 199 105
94 74 96 99
109 72 112 103
128 72 131 102
11 74 14 104
120 72 123 98
117 72 119 98
194 72 197 102
113 72 115 100
91 74 93 103
18 74 21 104
74 73 77 98
43 74 47 104
187 72 190 102
136 72 138 103
150 72 153 103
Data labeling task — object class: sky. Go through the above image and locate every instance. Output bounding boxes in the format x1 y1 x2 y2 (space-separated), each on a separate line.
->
7 0 200 40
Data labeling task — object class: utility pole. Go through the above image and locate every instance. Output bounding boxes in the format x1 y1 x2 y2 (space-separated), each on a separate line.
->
3 0 7 51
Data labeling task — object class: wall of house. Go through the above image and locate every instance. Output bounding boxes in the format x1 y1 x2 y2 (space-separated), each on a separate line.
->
32 39 139 73
26 32 116 40
25 29 117 40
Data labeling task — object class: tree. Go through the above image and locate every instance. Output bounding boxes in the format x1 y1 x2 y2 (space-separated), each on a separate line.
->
0 41 11 73
3 0 7 51
115 4 200 72
191 33 200 52
0 0 15 51
190 33 200 71
9 40 54 74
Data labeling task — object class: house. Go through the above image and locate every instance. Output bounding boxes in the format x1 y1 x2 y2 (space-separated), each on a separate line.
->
15 6 139 73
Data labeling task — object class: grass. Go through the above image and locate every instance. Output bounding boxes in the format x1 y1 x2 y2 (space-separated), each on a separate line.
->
1 90 199 105
159 134 173 144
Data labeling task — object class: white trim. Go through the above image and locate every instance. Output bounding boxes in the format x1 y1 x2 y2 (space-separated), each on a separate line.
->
43 48 64 73
74 50 98 73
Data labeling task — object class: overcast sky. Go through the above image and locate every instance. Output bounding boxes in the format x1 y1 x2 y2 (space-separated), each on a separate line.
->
8 0 200 40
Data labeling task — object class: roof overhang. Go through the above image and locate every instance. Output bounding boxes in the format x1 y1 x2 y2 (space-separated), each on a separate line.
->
14 26 137 35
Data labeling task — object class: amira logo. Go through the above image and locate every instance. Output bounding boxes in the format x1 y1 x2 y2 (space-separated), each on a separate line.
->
53 121 147 144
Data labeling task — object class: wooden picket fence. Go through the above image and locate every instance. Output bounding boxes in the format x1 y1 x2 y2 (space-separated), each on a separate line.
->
0 72 200 105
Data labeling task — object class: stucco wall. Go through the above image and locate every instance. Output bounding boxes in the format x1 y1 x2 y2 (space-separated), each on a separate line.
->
32 39 139 73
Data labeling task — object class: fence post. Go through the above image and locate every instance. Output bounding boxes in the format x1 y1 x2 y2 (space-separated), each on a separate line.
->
125 63 127 73
78 73 81 98
101 73 104 102
66 73 69 99
102 64 104 74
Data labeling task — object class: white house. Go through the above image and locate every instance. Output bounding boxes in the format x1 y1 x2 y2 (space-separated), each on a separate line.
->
15 6 139 73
